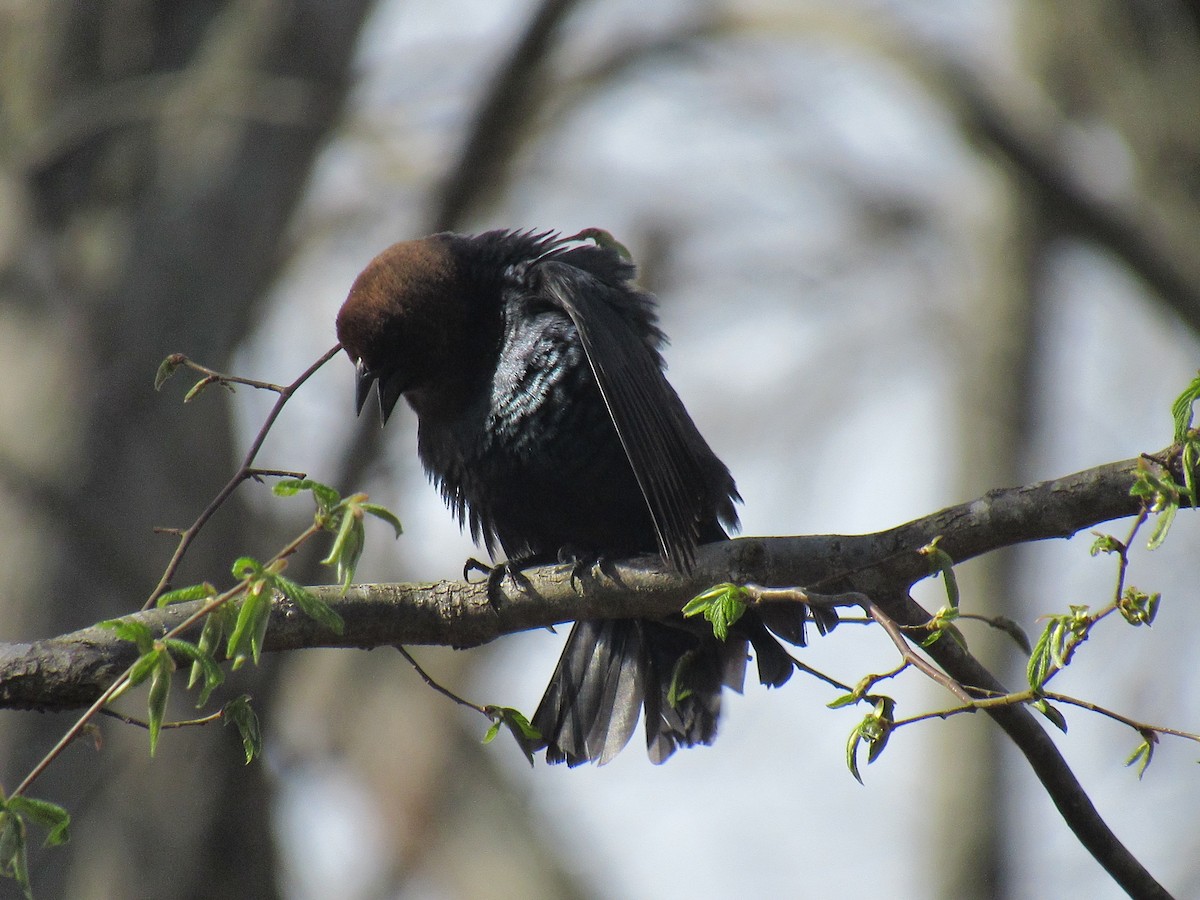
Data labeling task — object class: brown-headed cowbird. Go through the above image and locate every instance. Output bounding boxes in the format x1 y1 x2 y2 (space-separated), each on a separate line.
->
336 229 827 765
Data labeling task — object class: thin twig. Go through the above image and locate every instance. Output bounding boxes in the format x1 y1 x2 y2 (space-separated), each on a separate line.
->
784 654 854 693
13 348 340 799
394 645 488 715
143 343 341 609
1044 692 1200 744
862 595 975 704
99 707 226 730
173 354 289 393
1113 508 1148 605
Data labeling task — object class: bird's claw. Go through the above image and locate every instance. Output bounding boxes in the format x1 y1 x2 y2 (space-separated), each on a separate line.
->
463 556 534 611
556 548 599 590
463 557 493 582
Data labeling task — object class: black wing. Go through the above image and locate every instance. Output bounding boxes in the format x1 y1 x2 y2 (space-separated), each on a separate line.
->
532 258 737 572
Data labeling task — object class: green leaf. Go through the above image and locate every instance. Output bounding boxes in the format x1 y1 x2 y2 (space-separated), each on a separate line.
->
307 481 342 511
1048 621 1069 670
164 638 224 706
249 593 273 667
1146 502 1177 551
919 607 965 650
183 375 218 403
828 676 873 709
844 697 894 784
1124 732 1157 779
153 354 185 391
666 650 699 707
1117 587 1160 627
1169 370 1200 443
223 695 261 764
826 693 861 710
1089 533 1122 556
189 604 234 697
1181 439 1199 507
5 797 70 848
1027 607 1092 689
680 583 736 617
156 582 217 608
147 651 175 756
99 619 155 654
1026 624 1054 691
321 507 365 593
867 724 891 764
918 629 942 648
231 556 264 580
1131 465 1180 507
1033 698 1068 733
270 572 344 634
126 648 163 689
845 730 864 785
361 503 403 538
226 585 270 668
0 809 31 899
681 583 747 641
920 540 959 610
273 478 341 513
1130 456 1185 550
500 707 540 741
483 707 542 766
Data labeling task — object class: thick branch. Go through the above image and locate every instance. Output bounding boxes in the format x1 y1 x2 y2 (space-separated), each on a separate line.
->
0 449 1169 709
949 71 1200 335
0 449 1183 895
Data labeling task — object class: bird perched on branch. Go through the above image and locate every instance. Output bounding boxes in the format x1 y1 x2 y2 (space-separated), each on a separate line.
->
336 228 829 765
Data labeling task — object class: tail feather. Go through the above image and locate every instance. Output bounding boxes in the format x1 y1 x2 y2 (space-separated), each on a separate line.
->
532 618 754 766
531 620 645 766
735 614 794 688
640 621 745 764
531 603 835 766
757 601 839 648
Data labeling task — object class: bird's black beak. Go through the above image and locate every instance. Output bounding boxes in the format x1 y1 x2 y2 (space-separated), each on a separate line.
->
354 358 405 426
354 358 376 416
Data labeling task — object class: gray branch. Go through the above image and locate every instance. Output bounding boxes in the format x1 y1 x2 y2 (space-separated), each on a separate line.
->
0 448 1184 897
0 449 1162 711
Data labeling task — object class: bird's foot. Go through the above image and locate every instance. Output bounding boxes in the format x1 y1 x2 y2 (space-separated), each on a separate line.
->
463 555 542 610
555 547 603 590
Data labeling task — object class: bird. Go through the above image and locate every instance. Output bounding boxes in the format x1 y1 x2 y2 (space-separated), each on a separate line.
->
336 228 831 765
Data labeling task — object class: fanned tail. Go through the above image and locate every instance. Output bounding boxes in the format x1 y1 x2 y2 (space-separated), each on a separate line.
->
531 619 749 766
531 620 645 766
530 602 839 766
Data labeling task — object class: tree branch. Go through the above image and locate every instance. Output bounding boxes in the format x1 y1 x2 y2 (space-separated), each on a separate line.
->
0 448 1185 897
0 448 1174 708
948 70 1200 335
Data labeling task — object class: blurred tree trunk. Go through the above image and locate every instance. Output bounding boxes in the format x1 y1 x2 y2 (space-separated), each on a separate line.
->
935 183 1044 900
933 2 1200 896
0 2 372 897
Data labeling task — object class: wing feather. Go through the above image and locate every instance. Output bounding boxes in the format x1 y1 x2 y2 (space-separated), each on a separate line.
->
534 259 729 571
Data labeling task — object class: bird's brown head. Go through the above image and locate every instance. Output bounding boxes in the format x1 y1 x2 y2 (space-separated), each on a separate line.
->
337 236 490 424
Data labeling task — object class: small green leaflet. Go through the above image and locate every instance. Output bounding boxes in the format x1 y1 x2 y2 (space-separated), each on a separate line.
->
223 695 262 765
845 697 895 785
274 480 402 591
1124 731 1158 779
682 583 747 642
1169 370 1200 443
1 790 72 897
483 707 542 767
